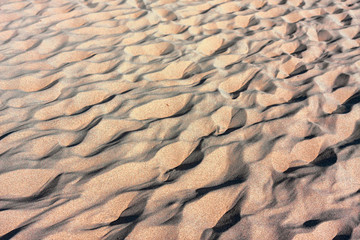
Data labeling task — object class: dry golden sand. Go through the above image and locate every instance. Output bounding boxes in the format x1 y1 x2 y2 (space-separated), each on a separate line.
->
0 0 360 239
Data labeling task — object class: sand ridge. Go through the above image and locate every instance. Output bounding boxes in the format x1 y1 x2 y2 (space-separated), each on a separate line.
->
0 0 360 239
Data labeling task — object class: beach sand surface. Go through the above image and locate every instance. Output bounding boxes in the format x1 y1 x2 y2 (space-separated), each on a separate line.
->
0 0 360 239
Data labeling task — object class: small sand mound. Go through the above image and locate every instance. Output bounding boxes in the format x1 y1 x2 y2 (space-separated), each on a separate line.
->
153 7 177 21
126 15 160 31
48 50 93 68
233 15 256 28
219 67 260 97
124 42 174 56
145 61 200 81
130 94 192 120
281 40 304 54
251 0 266 9
214 54 242 69
72 119 144 156
216 2 241 14
283 11 304 23
0 73 63 92
277 57 306 78
315 69 349 91
256 6 286 18
34 89 110 120
154 141 198 170
308 28 334 42
158 23 187 34
196 35 225 56
0 169 58 198
291 137 324 163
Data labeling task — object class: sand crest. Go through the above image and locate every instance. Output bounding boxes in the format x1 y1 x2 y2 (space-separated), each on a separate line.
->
1 0 360 239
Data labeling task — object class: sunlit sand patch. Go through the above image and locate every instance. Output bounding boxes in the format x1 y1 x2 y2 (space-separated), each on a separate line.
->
1 0 360 239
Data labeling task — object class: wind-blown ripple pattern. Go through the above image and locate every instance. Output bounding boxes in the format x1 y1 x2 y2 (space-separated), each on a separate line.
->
0 0 360 239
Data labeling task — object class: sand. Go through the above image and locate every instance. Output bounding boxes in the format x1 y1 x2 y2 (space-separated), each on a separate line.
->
0 0 360 239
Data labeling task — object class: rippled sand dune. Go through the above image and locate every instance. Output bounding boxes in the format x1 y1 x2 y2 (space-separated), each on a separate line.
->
1 0 360 239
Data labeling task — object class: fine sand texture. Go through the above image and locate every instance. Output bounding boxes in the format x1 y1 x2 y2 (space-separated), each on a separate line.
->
1 0 360 239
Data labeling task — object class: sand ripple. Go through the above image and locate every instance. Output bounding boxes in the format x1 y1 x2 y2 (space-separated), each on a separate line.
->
1 0 360 239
